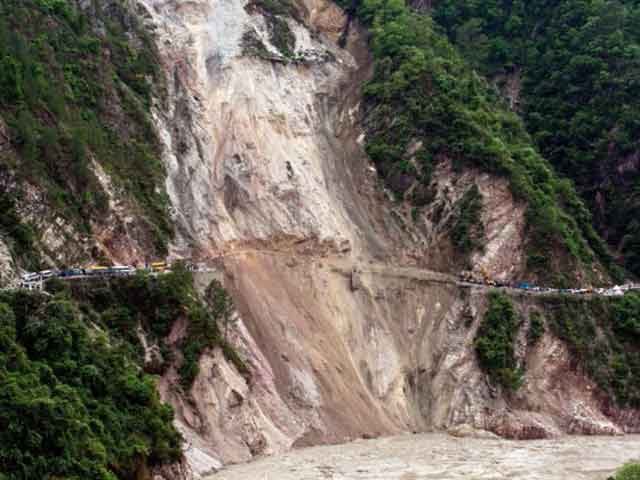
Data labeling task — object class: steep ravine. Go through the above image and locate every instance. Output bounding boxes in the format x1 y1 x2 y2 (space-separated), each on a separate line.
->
129 1 640 477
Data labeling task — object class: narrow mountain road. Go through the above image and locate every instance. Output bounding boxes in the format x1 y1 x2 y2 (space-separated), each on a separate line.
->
8 247 636 298
213 248 632 297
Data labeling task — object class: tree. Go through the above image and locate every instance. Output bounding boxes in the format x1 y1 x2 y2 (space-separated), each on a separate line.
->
475 292 523 390
206 279 235 340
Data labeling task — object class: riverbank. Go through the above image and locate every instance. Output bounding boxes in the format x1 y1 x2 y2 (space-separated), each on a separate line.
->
207 433 640 479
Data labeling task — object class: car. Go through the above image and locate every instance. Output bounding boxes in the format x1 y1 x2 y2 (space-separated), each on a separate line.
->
109 265 135 276
59 268 84 278
21 272 40 282
87 266 110 276
38 270 56 279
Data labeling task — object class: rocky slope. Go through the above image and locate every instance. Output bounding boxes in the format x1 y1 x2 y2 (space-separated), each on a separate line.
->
138 0 533 271
124 0 638 477
1 1 638 478
160 255 640 477
0 0 177 278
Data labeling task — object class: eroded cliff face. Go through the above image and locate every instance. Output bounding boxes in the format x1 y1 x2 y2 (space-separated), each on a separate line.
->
138 0 529 273
126 1 639 477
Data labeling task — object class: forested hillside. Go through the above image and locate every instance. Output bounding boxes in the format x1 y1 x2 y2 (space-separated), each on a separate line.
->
0 289 182 479
338 0 619 283
0 0 171 268
432 0 640 275
0 266 244 479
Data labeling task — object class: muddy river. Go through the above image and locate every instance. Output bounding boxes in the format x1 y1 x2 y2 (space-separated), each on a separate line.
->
207 433 640 480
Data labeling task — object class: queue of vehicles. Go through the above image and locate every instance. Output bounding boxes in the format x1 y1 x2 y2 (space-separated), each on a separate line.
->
19 261 171 287
459 270 638 297
16 262 639 298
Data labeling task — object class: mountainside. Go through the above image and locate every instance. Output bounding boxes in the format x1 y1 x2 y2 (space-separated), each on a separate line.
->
432 0 640 275
0 0 172 272
1 0 640 479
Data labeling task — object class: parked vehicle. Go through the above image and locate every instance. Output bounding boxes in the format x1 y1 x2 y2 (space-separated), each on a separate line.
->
21 272 41 282
39 269 56 279
87 266 110 276
151 261 168 272
110 265 135 276
59 268 84 277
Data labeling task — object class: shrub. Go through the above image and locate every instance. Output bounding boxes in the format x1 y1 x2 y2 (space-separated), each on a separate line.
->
267 15 295 57
527 311 545 345
612 293 640 339
613 463 640 480
475 292 523 390
0 292 182 479
450 185 484 255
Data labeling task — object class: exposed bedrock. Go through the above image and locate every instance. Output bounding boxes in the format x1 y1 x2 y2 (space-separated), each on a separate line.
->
133 0 638 475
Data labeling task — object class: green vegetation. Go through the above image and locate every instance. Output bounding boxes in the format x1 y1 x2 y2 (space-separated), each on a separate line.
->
268 15 296 57
476 291 640 400
178 278 247 389
0 0 172 257
0 267 246 478
246 0 297 58
251 0 298 18
612 292 640 339
450 184 484 256
544 292 640 407
610 463 640 480
527 311 545 345
0 186 39 270
0 290 182 479
475 292 523 390
335 0 615 281
242 30 271 59
432 0 640 276
57 266 247 390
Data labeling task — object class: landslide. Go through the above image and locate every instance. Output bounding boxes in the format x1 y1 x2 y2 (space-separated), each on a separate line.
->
167 251 640 475
128 0 640 473
1 0 639 477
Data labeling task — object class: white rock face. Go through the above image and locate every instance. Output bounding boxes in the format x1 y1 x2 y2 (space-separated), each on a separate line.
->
140 0 381 261
0 237 16 287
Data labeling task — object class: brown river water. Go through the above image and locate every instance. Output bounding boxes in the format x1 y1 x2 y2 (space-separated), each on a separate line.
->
207 433 640 480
